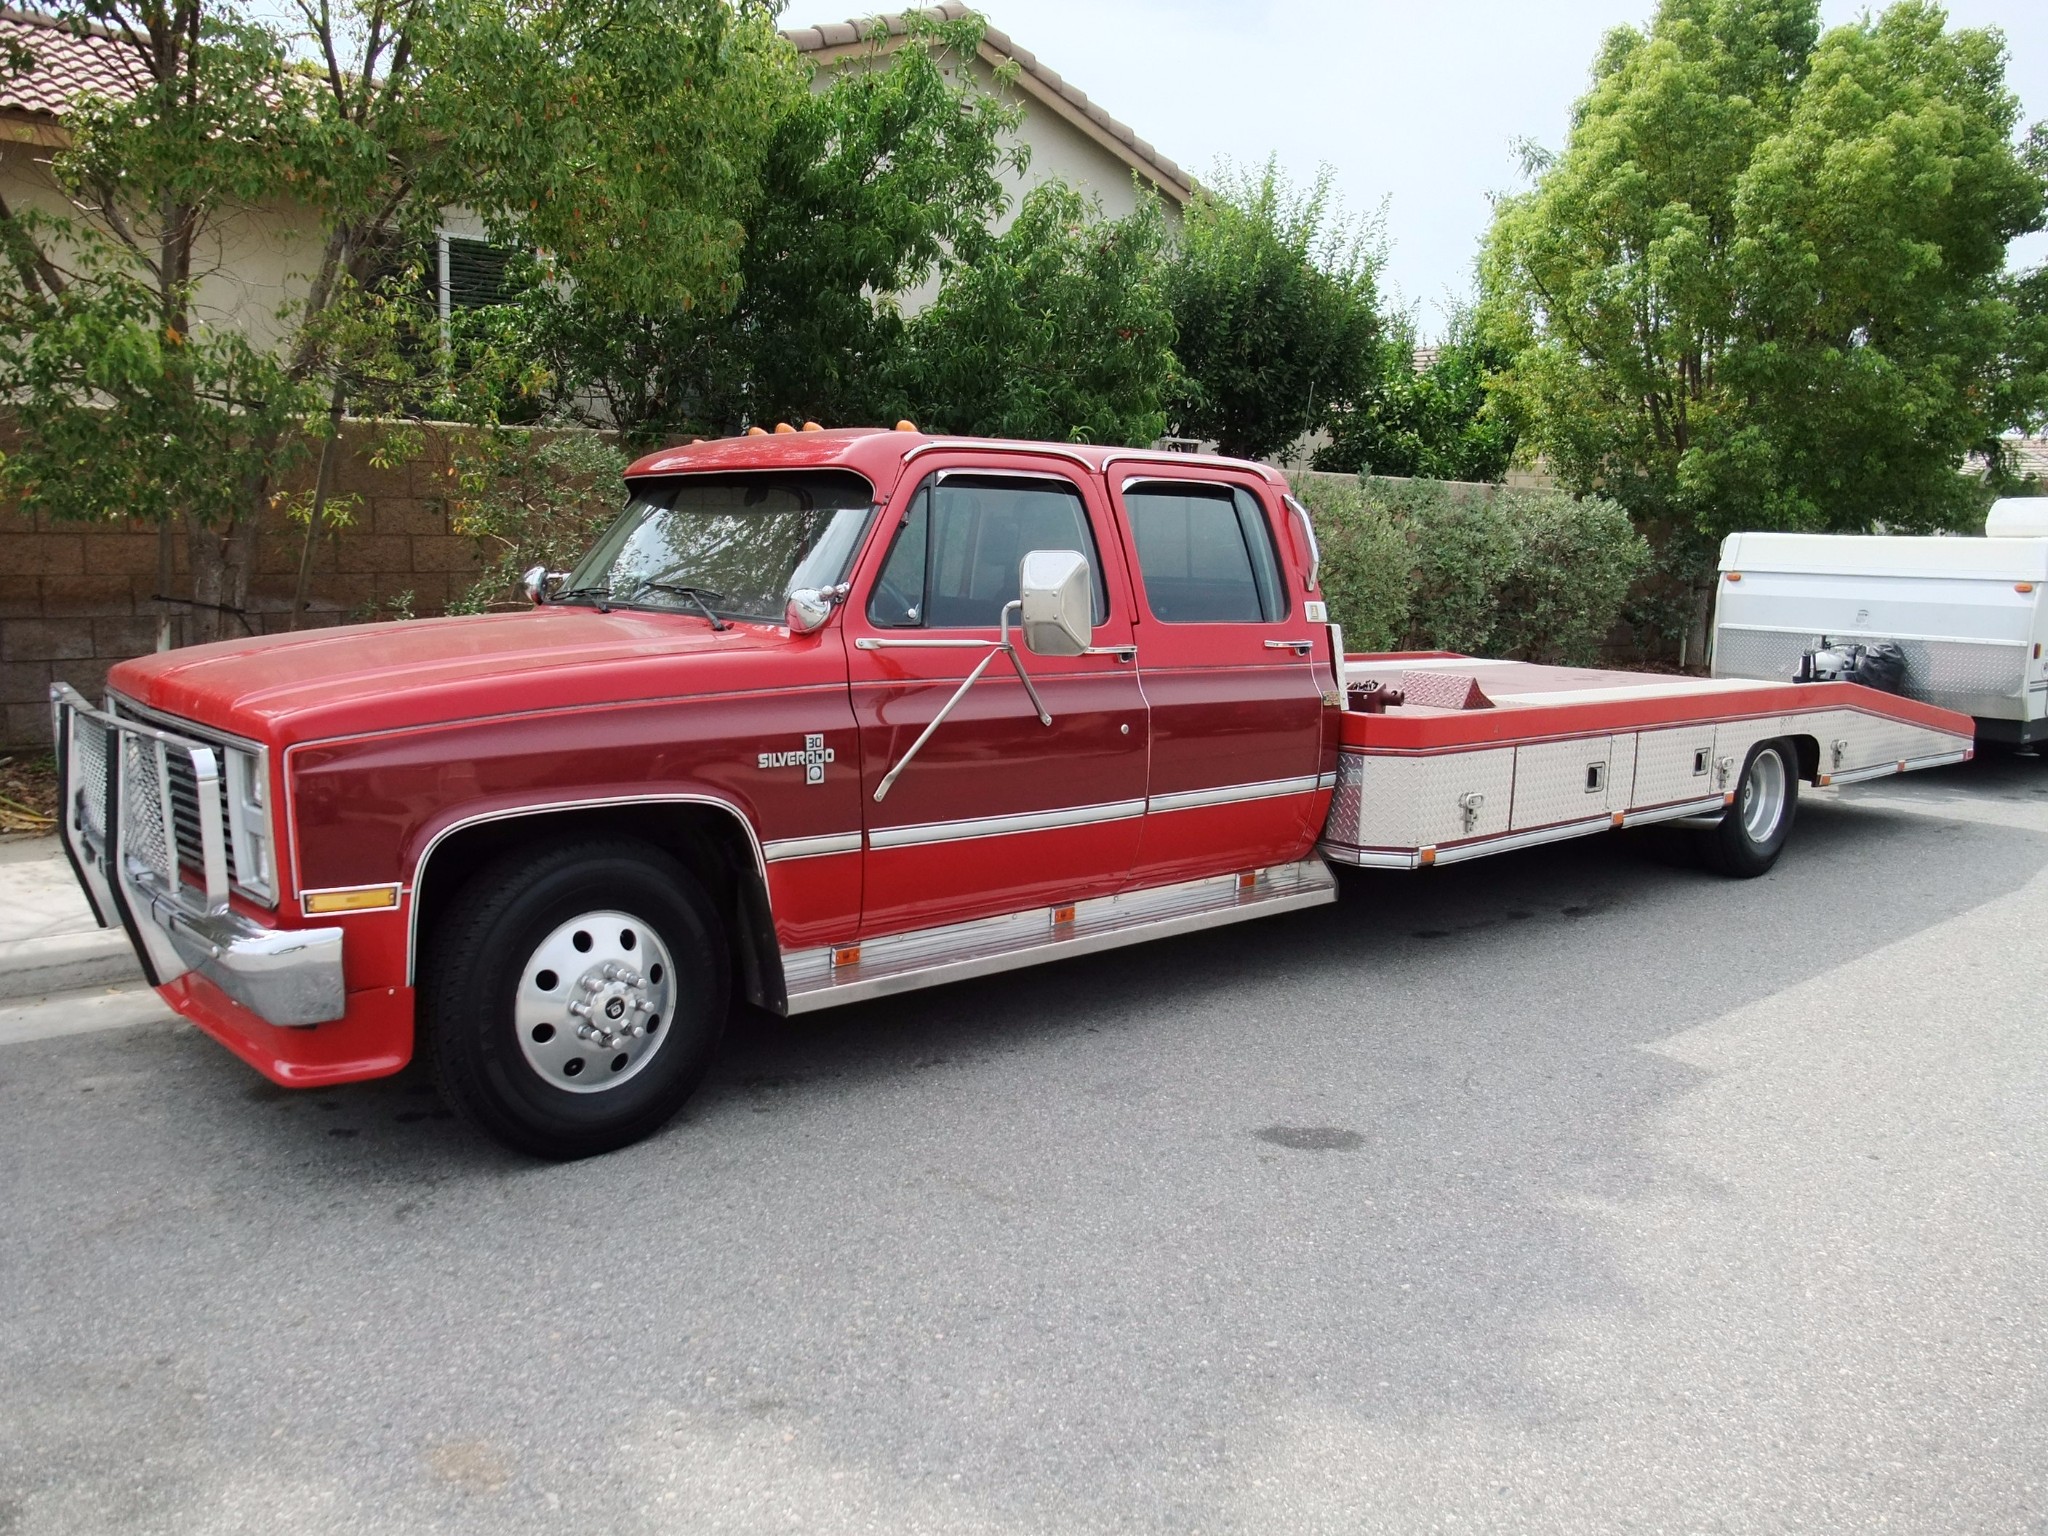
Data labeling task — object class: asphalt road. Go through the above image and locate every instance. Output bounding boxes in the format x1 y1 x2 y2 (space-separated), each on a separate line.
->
3 757 2044 1535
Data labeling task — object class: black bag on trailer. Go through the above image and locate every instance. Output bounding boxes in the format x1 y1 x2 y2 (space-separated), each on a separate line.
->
1848 641 1908 694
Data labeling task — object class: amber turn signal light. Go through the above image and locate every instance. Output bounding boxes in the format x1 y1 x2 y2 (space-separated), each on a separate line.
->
302 884 400 915
2017 582 2035 594
1725 571 1742 582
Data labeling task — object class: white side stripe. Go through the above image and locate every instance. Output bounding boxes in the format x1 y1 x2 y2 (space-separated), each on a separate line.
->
868 798 1147 851
762 832 864 863
1146 775 1323 814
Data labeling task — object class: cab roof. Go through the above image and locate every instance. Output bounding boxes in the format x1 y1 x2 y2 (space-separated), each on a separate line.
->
623 428 1283 497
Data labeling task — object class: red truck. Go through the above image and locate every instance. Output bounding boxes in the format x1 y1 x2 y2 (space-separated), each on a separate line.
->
52 428 1975 1157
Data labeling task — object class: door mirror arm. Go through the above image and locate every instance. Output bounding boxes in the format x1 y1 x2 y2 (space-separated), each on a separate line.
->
859 600 1052 802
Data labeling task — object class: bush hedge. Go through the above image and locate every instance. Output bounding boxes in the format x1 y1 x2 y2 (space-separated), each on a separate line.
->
1291 473 1649 665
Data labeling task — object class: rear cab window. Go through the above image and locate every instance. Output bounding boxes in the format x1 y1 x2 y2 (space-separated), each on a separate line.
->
1122 482 1290 623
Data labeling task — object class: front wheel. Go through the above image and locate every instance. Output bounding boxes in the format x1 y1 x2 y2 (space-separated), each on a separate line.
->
1695 739 1799 878
421 839 729 1159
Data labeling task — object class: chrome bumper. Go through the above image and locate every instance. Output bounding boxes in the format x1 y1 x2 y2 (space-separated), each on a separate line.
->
49 684 345 1026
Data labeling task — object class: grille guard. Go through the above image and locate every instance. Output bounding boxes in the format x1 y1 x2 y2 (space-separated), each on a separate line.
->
49 684 345 1026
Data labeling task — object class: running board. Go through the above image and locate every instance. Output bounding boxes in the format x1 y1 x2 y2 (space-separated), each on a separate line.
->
780 859 1338 1014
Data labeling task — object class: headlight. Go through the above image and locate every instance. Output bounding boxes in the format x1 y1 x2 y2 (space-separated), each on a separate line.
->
223 747 276 905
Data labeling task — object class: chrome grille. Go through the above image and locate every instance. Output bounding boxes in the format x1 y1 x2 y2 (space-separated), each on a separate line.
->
163 748 233 888
119 732 176 888
68 709 111 850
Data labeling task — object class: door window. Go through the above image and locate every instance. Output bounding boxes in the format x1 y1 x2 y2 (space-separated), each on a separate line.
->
869 473 1108 629
1125 483 1289 623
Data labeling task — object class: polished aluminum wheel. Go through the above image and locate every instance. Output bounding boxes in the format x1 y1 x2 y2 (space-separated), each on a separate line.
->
514 910 677 1094
1739 746 1789 842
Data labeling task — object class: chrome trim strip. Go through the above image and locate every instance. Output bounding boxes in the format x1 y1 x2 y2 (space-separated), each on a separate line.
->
1620 795 1730 827
902 440 1097 471
1316 769 1338 790
1429 815 1614 866
1146 775 1321 814
405 793 769 985
1319 845 1421 870
782 859 1336 1013
763 832 863 863
868 797 1146 850
1096 449 1284 486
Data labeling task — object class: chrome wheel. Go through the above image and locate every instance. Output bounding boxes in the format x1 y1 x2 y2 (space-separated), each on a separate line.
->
514 909 677 1094
1739 746 1789 842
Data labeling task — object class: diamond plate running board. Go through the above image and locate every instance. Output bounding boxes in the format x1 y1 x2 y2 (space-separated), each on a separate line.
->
780 858 1337 1014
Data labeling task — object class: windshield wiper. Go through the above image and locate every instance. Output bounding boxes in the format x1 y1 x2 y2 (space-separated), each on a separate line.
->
550 584 614 613
630 582 732 631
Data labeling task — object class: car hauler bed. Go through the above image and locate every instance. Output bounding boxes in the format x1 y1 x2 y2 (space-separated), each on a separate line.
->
1318 653 1974 872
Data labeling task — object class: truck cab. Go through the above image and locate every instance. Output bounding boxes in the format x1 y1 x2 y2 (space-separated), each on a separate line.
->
52 428 1346 1157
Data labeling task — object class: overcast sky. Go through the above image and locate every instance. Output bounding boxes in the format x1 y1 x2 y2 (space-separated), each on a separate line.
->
780 0 2048 338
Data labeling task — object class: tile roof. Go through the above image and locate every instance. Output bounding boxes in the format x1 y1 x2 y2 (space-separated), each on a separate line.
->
2 2 1193 207
0 8 142 120
782 3 1189 204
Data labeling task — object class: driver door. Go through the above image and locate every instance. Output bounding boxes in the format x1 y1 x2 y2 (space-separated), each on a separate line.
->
844 457 1148 939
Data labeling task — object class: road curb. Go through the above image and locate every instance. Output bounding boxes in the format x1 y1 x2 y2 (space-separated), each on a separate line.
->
0 928 140 1001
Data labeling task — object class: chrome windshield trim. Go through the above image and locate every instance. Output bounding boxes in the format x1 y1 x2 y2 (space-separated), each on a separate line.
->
762 832 863 863
1146 775 1322 814
867 797 1147 851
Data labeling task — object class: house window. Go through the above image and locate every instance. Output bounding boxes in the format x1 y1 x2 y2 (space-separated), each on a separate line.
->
437 234 518 321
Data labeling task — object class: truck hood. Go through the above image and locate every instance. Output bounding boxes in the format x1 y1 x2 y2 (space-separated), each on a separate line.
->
110 608 839 745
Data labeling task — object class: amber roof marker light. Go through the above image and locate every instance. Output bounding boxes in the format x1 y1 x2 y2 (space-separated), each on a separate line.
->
894 420 917 432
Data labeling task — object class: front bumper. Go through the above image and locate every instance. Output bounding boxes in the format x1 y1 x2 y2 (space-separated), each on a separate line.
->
49 684 345 1027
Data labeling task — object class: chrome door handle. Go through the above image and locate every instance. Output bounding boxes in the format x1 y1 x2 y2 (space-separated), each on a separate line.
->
1265 638 1315 656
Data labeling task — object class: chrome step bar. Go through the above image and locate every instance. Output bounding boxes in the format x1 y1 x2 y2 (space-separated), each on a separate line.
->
781 858 1337 1014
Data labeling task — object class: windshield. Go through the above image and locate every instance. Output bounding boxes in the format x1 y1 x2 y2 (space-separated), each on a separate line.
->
564 471 877 622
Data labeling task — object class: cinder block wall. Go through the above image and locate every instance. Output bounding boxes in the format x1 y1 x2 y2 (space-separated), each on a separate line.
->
0 423 495 749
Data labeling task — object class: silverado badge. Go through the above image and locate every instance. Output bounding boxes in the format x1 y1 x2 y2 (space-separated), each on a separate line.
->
759 733 834 785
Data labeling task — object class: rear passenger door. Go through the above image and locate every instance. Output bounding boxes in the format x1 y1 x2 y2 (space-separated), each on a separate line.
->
1112 472 1330 885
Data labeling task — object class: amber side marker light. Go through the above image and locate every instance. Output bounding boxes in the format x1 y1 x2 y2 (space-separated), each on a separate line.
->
2017 582 2035 594
303 885 400 916
1725 571 1743 582
832 945 862 969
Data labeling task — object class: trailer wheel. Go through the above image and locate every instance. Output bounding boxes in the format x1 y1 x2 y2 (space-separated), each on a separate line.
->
1696 739 1798 878
421 839 728 1159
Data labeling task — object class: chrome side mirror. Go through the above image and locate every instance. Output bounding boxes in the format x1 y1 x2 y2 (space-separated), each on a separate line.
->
522 565 565 606
1018 549 1092 657
785 582 846 635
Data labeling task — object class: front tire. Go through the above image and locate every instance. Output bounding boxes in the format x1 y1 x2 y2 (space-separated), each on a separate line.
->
1696 739 1799 878
422 839 729 1159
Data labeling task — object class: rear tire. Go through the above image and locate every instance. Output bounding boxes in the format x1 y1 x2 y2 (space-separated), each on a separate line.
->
421 838 728 1159
1696 739 1799 878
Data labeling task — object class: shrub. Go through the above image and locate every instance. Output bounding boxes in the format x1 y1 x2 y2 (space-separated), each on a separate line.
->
1291 475 1409 650
1288 473 1649 663
1491 490 1650 665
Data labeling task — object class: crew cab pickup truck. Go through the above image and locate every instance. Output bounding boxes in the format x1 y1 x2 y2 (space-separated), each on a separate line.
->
51 428 1976 1157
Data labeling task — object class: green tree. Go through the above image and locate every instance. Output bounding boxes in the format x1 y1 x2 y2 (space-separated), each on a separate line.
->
0 0 791 640
895 180 1177 445
1483 0 2048 545
1163 159 1382 460
1314 306 1524 481
523 13 1019 439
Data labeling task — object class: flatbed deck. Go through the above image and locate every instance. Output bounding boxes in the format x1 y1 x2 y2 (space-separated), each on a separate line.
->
1321 653 1974 869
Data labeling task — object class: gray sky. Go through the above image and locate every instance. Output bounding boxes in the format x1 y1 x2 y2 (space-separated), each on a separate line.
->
781 0 2048 337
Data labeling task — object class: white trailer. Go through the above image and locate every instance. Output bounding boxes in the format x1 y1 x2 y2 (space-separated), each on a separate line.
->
1711 498 2048 745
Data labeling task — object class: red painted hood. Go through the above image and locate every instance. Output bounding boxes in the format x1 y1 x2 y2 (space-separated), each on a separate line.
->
109 608 840 746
